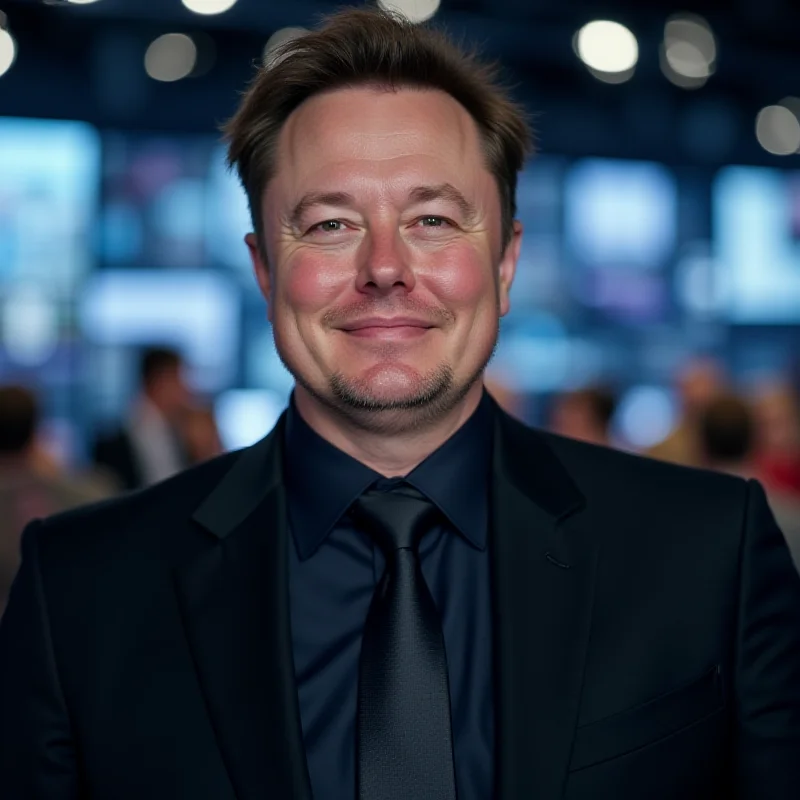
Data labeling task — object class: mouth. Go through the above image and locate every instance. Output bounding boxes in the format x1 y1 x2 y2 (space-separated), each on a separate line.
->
339 318 435 340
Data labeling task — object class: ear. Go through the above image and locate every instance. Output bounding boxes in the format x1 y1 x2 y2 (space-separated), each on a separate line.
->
498 220 522 317
245 233 273 323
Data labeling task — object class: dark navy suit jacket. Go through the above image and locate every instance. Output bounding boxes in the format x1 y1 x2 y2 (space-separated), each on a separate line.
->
2 400 800 798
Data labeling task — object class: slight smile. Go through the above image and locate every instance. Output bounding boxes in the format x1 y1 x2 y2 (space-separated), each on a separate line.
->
339 318 435 340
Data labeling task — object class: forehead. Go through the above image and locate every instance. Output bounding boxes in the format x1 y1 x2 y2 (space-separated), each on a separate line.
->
270 85 490 199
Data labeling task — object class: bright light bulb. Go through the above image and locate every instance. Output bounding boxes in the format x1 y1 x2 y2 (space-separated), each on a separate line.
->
576 20 639 75
181 0 238 15
0 29 15 78
65 0 103 5
378 0 441 24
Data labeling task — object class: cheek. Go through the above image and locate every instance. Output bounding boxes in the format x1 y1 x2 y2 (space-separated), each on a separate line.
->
425 247 494 308
280 253 351 315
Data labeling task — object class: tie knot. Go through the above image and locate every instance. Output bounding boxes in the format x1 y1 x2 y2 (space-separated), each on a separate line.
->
351 480 439 555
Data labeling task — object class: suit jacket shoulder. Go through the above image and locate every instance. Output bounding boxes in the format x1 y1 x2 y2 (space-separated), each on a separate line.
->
32 448 243 576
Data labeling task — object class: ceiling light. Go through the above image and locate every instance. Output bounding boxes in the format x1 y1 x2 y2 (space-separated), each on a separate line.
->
0 25 16 79
181 0 238 15
755 105 800 156
145 34 198 83
661 14 716 89
64 0 104 5
576 20 638 79
378 0 441 24
263 27 308 68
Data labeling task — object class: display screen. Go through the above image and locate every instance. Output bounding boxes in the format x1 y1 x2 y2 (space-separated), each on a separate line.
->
713 166 800 323
99 133 254 277
564 158 678 321
0 117 100 294
79 269 241 398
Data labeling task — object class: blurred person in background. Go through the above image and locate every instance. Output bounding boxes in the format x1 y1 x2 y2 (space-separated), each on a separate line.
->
648 356 727 466
549 386 617 447
751 381 800 498
2 9 800 800
0 386 109 618
92 345 192 490
180 404 225 465
699 393 800 570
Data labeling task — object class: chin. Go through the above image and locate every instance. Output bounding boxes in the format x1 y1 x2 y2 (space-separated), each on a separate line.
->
330 363 453 411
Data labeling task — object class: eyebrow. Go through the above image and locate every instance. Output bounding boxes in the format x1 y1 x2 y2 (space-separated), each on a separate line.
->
407 183 478 224
288 183 477 229
288 191 356 230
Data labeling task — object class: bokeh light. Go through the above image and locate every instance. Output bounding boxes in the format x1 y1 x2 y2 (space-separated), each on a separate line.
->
377 0 441 24
576 20 638 82
181 0 238 15
661 14 717 89
615 385 677 449
0 28 16 78
3 286 58 367
755 104 800 156
144 33 198 83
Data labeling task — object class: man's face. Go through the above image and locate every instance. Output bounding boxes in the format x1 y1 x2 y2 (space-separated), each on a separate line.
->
248 85 521 429
148 365 189 419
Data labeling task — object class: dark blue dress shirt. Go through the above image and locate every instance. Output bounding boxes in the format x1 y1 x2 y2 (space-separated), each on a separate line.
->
284 393 495 800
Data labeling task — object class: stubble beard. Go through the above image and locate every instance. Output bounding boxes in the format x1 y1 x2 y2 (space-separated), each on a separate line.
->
281 320 500 436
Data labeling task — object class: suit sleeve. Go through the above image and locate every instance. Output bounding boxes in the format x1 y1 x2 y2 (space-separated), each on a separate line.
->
735 479 800 797
0 521 80 799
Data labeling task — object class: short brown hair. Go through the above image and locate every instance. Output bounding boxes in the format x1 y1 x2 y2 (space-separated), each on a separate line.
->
699 394 755 463
0 385 39 454
224 7 533 253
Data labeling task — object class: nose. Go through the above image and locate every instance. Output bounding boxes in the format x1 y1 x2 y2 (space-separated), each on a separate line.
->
356 226 416 296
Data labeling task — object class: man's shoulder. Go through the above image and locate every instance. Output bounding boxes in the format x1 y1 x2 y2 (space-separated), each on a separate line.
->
504 413 746 505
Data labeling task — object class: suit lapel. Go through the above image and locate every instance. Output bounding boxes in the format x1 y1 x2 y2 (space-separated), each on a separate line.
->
492 409 598 800
174 416 312 800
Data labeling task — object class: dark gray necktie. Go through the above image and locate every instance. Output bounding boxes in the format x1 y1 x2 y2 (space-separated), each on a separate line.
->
352 480 458 800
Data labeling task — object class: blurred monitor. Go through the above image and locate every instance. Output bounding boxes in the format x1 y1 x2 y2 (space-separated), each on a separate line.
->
100 132 214 268
510 157 565 310
713 166 800 323
0 117 100 294
206 142 253 277
79 269 241 396
99 132 255 278
564 158 677 321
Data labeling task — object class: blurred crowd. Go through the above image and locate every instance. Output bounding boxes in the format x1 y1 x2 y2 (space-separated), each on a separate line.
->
1 352 799 616
542 359 800 567
0 346 224 616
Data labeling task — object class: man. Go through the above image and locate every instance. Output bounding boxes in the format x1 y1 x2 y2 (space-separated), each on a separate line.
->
647 356 727 466
92 346 191 490
550 386 617 447
2 9 799 799
699 392 800 571
0 386 109 618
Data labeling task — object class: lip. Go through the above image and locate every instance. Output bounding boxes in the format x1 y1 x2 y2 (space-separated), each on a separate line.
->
339 317 435 331
338 317 435 340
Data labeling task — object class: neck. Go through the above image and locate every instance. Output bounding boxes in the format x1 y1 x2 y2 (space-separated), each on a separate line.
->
293 382 485 477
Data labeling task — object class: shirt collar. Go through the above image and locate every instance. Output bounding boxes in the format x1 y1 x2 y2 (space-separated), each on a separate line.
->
283 391 494 561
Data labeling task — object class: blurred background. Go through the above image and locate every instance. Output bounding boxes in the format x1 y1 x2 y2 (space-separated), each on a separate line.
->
0 0 799 596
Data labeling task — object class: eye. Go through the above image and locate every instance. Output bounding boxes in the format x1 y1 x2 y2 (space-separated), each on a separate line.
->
309 220 346 234
418 216 450 228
